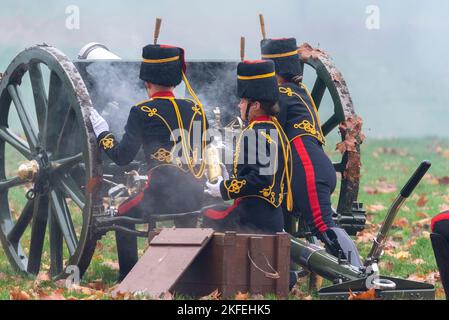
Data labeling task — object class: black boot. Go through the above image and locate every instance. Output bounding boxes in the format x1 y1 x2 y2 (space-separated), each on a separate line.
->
431 233 449 299
115 223 138 282
318 227 363 268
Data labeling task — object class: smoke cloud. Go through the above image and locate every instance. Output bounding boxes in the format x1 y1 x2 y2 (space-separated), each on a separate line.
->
1 0 449 137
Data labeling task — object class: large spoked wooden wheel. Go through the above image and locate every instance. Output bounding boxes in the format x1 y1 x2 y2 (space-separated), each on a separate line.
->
284 43 364 235
300 44 363 217
0 45 101 278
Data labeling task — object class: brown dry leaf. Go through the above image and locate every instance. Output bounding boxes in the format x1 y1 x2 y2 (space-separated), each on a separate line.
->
408 272 439 285
348 288 379 300
102 260 120 271
69 285 98 296
426 272 440 285
412 259 425 265
363 186 378 195
355 230 376 244
200 289 221 300
438 176 449 185
366 204 386 213
112 291 132 300
0 272 7 281
297 43 324 61
391 251 410 260
416 194 429 207
38 288 66 300
376 181 397 194
159 291 173 300
414 217 432 226
407 274 427 282
82 294 102 301
440 203 449 212
392 233 404 242
290 287 305 299
344 136 358 152
438 149 449 159
34 272 51 288
402 205 411 212
364 181 397 195
88 279 107 291
379 261 394 272
235 291 249 300
384 239 402 251
335 141 346 154
436 288 446 299
423 173 439 185
415 212 429 219
54 279 67 288
10 287 32 300
393 217 409 229
377 147 408 156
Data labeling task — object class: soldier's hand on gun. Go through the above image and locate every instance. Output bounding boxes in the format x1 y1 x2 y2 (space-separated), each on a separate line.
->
204 176 224 198
89 108 110 137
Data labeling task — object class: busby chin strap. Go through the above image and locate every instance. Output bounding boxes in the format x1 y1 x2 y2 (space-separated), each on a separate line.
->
245 102 252 126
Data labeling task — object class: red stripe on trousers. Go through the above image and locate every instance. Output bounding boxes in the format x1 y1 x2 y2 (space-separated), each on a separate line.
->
203 199 241 220
431 211 449 232
292 137 328 233
117 172 153 216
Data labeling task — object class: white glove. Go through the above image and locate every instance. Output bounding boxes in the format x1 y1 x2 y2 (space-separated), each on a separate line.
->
220 163 230 180
205 176 224 198
90 108 109 137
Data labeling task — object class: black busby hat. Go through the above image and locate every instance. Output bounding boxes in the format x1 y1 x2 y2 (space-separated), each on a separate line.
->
260 38 302 77
140 44 186 86
237 60 278 102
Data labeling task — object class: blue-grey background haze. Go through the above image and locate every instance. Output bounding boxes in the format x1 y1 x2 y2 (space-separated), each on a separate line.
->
1 0 448 138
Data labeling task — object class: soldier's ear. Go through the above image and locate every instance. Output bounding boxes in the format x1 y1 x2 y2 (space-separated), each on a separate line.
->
253 100 262 111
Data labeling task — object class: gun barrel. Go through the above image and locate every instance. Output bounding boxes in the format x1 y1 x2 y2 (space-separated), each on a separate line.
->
290 236 363 283
78 43 121 60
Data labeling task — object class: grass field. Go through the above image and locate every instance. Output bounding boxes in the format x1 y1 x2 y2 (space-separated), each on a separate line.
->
1 137 449 300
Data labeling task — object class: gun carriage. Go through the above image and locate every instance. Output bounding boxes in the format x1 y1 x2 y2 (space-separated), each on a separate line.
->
0 44 432 299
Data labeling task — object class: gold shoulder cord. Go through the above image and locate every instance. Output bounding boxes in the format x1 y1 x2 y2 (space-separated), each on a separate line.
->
167 72 207 179
271 117 294 211
232 123 254 177
299 83 326 144
223 123 255 199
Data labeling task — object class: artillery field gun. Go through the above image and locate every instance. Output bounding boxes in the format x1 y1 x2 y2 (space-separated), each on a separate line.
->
0 43 433 299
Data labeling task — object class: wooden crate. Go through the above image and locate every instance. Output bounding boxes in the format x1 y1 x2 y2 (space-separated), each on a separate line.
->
173 231 291 298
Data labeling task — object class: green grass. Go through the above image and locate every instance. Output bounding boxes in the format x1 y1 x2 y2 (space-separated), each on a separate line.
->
1 137 449 299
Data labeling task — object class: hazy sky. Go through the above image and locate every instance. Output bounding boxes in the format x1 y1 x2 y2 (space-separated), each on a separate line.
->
1 0 449 138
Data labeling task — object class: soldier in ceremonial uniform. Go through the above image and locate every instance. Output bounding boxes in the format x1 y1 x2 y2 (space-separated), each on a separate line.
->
260 38 361 265
430 211 449 299
203 59 293 234
89 44 209 280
